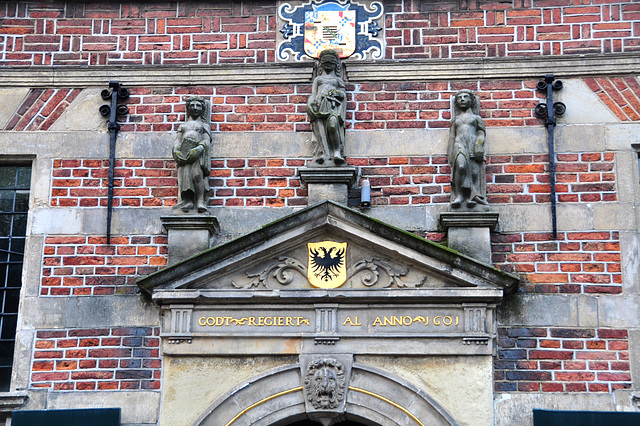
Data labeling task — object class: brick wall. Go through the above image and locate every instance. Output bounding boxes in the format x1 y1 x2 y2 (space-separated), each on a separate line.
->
41 236 167 296
51 159 179 208
487 152 616 204
118 86 312 133
492 231 621 295
50 152 617 209
495 327 631 393
584 77 640 121
111 81 544 132
5 79 640 133
350 80 542 129
3 88 81 131
385 0 640 58
31 327 161 391
1 1 639 65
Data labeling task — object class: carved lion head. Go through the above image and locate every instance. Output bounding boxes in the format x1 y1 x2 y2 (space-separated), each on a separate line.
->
304 358 346 409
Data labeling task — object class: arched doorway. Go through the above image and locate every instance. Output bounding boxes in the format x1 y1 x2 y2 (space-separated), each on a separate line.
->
194 363 459 426
284 420 375 426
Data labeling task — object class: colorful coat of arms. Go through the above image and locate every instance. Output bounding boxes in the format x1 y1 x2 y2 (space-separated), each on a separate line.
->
304 4 356 58
278 0 383 61
307 241 347 288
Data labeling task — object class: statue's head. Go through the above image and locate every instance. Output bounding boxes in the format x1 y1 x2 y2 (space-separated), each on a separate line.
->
185 96 206 119
319 49 340 73
454 89 479 114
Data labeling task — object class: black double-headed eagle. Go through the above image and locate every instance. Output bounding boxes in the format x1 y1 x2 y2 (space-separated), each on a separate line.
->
309 246 345 282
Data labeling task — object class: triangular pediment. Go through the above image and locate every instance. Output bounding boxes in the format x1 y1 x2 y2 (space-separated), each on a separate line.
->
138 201 519 305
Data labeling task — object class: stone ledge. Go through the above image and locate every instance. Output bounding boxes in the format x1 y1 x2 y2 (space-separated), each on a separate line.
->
299 167 358 186
161 215 220 233
440 211 500 229
345 53 640 82
0 391 29 413
0 63 314 88
1 54 637 87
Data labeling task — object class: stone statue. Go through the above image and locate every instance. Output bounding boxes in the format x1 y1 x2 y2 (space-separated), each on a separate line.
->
173 96 212 214
448 90 488 209
307 49 347 166
304 358 346 409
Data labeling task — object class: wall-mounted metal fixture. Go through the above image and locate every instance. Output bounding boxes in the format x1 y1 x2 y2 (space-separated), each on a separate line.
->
360 179 371 208
99 81 129 244
534 75 566 239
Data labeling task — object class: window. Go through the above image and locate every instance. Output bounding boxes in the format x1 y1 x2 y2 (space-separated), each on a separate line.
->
0 165 30 391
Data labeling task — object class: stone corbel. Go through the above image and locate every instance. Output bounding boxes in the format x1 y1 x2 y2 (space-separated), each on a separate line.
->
315 304 339 345
163 304 194 344
0 391 29 413
299 167 357 205
462 303 490 346
440 211 499 265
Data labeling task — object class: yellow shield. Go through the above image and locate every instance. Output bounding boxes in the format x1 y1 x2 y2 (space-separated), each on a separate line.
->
307 241 347 289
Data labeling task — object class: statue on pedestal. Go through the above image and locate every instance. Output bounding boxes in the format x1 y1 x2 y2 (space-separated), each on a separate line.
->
173 96 211 214
307 49 347 166
448 90 488 209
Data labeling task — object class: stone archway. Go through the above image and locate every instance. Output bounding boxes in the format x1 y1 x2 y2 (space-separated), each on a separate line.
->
282 419 377 426
193 363 459 426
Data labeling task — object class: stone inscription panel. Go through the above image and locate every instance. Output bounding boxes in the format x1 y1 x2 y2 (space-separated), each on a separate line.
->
193 308 316 334
338 308 465 334
190 306 476 336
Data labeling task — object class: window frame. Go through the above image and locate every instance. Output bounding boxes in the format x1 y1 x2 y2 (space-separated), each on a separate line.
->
0 163 32 392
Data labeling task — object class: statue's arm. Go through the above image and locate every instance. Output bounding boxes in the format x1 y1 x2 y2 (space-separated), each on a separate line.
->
309 78 319 104
474 117 486 160
307 79 320 118
197 123 212 146
447 120 456 164
173 125 186 165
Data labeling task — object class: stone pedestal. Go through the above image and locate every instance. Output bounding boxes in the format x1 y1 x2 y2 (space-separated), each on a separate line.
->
161 215 219 265
299 166 357 205
440 211 499 265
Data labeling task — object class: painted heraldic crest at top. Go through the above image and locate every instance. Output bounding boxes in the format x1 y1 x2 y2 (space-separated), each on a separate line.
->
307 241 347 288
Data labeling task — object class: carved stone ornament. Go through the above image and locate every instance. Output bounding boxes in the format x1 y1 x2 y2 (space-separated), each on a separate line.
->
448 89 489 211
307 49 347 167
173 96 212 214
231 255 427 289
277 0 383 61
304 358 347 410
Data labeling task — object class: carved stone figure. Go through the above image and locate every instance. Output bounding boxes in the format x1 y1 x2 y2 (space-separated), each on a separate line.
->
307 49 347 166
173 96 212 213
448 89 488 209
304 358 346 409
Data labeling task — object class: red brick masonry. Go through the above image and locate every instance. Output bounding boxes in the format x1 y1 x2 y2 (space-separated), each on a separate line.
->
1 1 638 65
31 327 161 391
50 152 616 208
41 235 167 296
495 328 631 393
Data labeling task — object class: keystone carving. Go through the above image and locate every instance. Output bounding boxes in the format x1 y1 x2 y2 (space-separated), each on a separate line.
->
304 358 346 410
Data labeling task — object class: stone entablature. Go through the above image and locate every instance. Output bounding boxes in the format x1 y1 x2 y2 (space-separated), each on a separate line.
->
159 300 497 355
139 201 519 358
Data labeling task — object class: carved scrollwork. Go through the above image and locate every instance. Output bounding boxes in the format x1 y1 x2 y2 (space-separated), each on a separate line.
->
231 256 307 289
231 256 426 289
347 257 426 288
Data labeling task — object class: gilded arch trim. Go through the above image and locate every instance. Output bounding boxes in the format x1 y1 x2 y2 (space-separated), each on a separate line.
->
194 363 459 426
